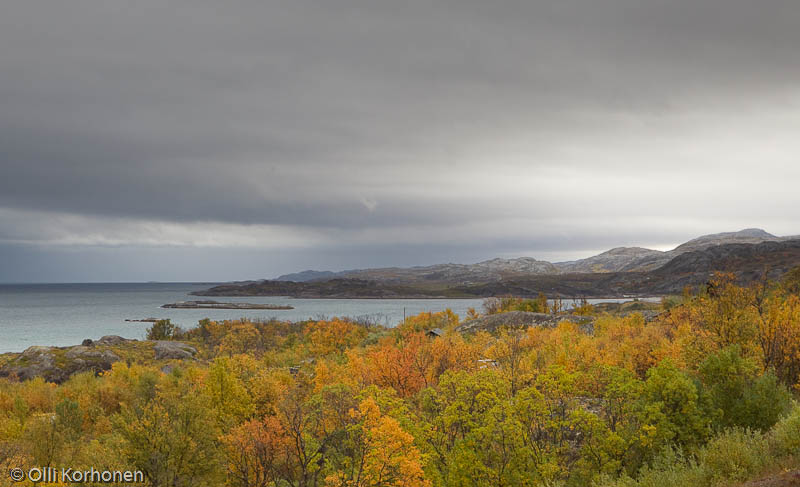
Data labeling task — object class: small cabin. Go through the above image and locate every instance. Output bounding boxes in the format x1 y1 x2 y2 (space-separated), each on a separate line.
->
477 359 499 369
426 328 444 338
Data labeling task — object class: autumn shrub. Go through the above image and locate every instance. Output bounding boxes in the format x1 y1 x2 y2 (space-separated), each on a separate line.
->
223 416 289 487
219 322 263 356
396 309 459 334
18 377 56 413
305 318 368 356
192 318 227 347
572 298 595 316
25 413 64 467
757 293 800 389
116 387 222 486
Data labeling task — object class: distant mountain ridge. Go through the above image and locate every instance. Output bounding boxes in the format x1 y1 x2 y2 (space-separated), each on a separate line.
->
277 229 795 283
276 257 558 283
197 237 800 298
554 228 794 274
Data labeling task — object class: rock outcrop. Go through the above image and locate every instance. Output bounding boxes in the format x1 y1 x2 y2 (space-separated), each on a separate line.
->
455 311 595 335
153 341 197 360
0 344 120 384
0 336 197 383
646 239 800 293
96 335 135 346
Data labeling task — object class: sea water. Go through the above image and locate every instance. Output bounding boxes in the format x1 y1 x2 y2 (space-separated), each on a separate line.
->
0 282 658 353
0 283 488 353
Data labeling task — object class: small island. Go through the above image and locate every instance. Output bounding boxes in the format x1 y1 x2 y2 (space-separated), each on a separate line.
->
161 300 293 310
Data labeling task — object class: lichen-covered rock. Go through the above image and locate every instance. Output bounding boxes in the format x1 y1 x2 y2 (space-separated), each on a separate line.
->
65 346 119 361
0 344 120 383
455 311 595 335
97 335 135 346
153 341 197 360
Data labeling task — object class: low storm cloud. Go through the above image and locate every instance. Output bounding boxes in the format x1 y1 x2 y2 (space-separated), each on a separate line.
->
2 0 800 281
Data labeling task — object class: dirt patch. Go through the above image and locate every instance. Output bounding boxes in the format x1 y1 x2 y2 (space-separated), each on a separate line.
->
742 470 800 487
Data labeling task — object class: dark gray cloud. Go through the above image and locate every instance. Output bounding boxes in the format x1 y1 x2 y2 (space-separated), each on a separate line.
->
2 0 800 281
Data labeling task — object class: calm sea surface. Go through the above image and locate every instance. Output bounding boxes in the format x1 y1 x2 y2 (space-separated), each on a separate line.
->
0 283 489 353
0 282 657 354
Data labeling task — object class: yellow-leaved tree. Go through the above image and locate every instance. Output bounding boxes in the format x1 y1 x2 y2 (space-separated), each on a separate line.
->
326 397 429 487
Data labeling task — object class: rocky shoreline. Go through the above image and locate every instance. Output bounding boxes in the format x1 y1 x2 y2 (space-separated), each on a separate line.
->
161 300 293 310
0 336 199 383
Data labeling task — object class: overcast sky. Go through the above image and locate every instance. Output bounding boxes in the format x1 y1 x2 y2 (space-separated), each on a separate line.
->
2 0 800 282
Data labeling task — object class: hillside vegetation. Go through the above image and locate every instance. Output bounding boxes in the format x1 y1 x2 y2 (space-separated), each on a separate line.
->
3 271 800 486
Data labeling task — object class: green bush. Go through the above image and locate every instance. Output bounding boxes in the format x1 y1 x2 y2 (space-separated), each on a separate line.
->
768 403 800 457
698 427 767 483
661 295 683 311
146 319 176 340
593 423 785 487
641 360 714 449
592 447 709 487
699 346 792 431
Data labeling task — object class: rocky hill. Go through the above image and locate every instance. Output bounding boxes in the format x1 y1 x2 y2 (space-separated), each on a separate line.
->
272 229 790 285
195 235 800 298
276 258 558 284
193 278 478 298
466 239 800 296
332 257 558 284
554 247 665 273
555 229 789 273
645 239 800 292
672 228 781 253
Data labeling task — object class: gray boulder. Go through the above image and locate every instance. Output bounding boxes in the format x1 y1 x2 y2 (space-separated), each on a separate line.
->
153 341 197 360
97 335 135 346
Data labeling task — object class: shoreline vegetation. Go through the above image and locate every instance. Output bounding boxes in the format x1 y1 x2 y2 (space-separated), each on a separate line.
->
3 270 800 486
